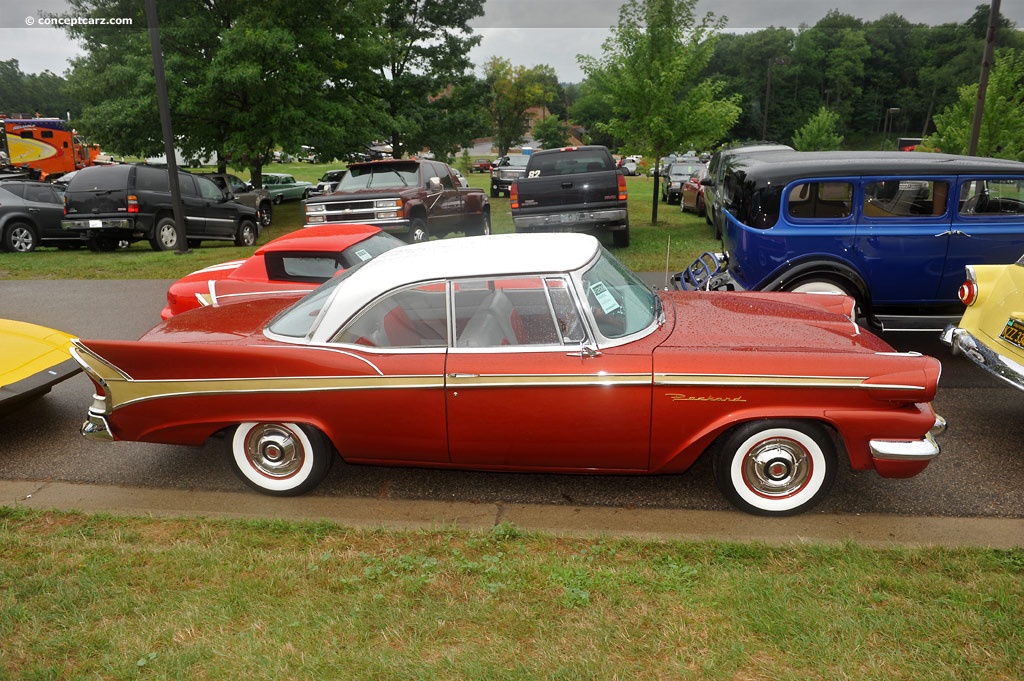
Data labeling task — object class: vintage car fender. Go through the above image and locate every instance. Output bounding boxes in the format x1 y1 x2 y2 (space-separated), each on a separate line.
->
760 256 871 303
1 318 81 411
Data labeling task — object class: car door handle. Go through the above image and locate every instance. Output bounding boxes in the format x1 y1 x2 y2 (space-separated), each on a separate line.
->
447 373 479 378
561 182 573 189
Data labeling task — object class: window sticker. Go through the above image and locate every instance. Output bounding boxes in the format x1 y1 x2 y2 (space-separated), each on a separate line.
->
589 281 621 314
354 248 372 262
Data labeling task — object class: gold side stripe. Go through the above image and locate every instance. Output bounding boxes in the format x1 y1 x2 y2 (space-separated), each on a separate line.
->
655 373 924 391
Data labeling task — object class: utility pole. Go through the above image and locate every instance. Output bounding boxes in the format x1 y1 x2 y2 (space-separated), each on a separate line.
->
967 0 1001 156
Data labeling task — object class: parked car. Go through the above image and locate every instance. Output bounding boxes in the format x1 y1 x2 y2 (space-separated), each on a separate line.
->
681 166 709 216
660 161 702 204
941 254 1024 391
0 179 79 252
202 173 273 228
71 233 943 516
452 167 469 188
261 173 313 203
160 223 404 319
313 169 347 195
1 318 80 411
61 164 260 252
304 158 490 242
675 150 1024 332
490 155 530 197
471 158 493 173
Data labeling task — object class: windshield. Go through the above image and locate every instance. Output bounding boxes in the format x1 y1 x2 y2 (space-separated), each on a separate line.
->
267 264 365 339
580 249 659 339
339 163 419 190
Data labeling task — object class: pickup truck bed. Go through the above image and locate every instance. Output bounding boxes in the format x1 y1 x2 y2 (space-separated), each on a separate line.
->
510 146 629 247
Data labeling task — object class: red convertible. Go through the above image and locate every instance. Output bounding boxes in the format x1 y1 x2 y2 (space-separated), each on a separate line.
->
71 234 944 515
160 223 403 318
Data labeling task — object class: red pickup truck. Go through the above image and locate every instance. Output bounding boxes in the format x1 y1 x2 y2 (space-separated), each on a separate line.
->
303 158 491 242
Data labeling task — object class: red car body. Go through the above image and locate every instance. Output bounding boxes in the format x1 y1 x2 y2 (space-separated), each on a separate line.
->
72 234 943 516
160 223 403 319
681 165 709 216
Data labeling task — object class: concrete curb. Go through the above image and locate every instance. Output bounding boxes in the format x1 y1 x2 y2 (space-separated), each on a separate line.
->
3 480 1021 549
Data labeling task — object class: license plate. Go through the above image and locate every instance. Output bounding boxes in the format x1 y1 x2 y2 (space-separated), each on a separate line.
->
999 318 1024 350
89 219 102 228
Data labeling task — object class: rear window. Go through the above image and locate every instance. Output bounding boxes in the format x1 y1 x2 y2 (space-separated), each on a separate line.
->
526 151 614 177
67 165 131 191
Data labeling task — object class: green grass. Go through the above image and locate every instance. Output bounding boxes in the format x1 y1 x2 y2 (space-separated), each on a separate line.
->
1 508 1022 679
0 164 718 280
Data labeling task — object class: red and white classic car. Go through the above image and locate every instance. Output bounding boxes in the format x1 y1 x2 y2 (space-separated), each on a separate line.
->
71 233 944 516
160 223 403 319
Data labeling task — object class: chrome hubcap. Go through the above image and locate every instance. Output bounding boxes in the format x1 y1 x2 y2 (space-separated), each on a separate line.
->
743 438 811 497
244 424 303 479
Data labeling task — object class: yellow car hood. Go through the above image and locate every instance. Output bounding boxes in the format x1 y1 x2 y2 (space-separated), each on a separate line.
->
1 319 81 409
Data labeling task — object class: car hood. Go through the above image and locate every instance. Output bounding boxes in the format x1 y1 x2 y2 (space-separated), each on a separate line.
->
661 290 893 354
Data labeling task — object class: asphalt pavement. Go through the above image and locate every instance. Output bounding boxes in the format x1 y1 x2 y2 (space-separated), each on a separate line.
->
1 278 1022 548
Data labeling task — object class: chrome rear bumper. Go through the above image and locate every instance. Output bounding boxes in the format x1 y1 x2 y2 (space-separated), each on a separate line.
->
941 325 1024 392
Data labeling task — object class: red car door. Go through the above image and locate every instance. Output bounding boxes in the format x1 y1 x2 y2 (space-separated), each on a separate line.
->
443 275 652 471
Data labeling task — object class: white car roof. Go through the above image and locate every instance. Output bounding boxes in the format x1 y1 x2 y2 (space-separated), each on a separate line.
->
311 233 601 341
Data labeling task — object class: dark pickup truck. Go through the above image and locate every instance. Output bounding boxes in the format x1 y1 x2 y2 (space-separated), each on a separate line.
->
510 146 630 247
303 158 490 243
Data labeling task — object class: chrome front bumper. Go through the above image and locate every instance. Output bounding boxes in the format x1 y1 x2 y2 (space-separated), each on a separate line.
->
940 325 1024 392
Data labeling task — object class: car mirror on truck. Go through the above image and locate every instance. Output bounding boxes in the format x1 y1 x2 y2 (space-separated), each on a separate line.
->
428 177 442 192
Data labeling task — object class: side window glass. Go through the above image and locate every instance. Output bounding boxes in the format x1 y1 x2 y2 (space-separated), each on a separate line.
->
959 178 1024 216
196 176 224 200
333 282 448 348
864 180 947 217
787 182 852 219
135 167 169 192
453 276 579 348
178 174 198 197
24 184 58 204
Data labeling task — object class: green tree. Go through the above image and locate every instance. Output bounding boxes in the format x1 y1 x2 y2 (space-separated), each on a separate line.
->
578 0 740 224
792 106 844 150
484 57 545 156
361 0 484 159
63 0 376 184
532 115 570 149
929 48 1024 160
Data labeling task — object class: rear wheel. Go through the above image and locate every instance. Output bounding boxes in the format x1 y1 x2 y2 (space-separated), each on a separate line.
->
149 216 180 251
3 221 38 252
467 211 491 236
714 420 837 516
783 276 864 318
226 422 334 496
611 224 630 248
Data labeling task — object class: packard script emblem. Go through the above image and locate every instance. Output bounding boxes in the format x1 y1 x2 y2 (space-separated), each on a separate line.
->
666 393 746 403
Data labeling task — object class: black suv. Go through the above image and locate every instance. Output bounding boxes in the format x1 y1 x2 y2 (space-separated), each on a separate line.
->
0 179 80 252
61 164 260 251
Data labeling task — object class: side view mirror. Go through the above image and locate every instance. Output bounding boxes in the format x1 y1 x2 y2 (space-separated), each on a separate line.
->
244 182 254 191
428 176 442 191
701 177 714 187
223 192 235 202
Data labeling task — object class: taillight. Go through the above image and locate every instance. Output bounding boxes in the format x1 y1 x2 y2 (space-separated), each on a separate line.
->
127 194 139 214
510 182 519 209
958 266 978 306
617 174 627 201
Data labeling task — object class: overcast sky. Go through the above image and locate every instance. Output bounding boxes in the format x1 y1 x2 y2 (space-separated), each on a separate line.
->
2 0 1022 85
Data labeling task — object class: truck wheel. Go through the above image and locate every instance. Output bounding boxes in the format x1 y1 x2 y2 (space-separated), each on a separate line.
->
468 211 491 237
149 216 180 251
3 221 38 253
259 201 272 227
88 236 118 252
235 219 258 247
408 218 429 243
490 187 499 198
612 225 630 248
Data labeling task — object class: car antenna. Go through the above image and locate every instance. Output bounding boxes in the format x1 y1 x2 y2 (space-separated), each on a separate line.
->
663 236 671 290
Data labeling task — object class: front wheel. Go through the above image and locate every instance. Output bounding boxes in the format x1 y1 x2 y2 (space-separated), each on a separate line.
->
225 422 335 496
234 219 258 247
258 201 272 227
408 217 429 243
713 420 837 516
